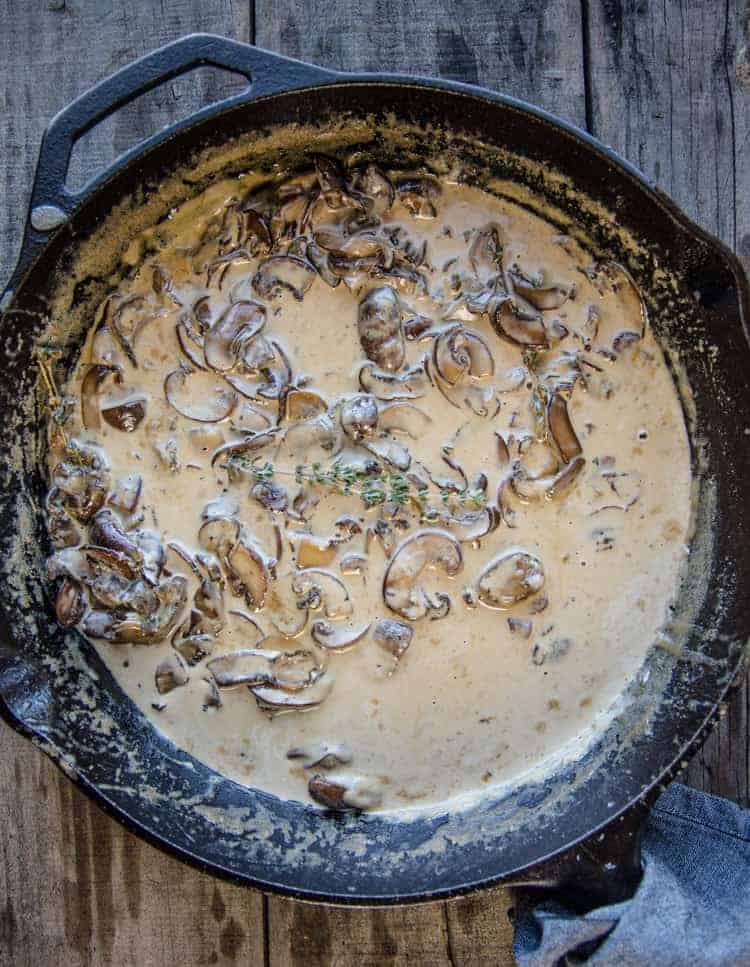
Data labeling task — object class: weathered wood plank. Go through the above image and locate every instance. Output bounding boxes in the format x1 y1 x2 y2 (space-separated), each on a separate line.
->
254 2 585 962
0 0 252 289
0 3 266 965
255 0 587 126
584 0 750 808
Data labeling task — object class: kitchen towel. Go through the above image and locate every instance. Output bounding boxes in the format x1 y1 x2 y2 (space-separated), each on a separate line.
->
514 782 750 966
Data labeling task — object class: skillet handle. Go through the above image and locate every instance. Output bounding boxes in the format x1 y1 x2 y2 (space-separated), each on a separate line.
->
29 35 336 218
511 799 649 911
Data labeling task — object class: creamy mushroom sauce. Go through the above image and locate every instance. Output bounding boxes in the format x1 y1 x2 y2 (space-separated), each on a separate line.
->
44 158 691 814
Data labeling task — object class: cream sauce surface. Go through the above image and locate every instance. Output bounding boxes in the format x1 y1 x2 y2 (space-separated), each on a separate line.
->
45 168 692 814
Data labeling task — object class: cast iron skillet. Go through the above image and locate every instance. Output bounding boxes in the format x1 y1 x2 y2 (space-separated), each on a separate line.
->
1 34 749 907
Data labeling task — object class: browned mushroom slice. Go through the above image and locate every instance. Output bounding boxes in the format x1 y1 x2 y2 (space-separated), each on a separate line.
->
377 402 432 438
211 429 280 469
373 617 413 660
292 568 353 620
492 299 548 348
309 773 383 810
353 163 395 215
289 532 337 568
446 506 501 543
51 442 111 522
364 437 411 471
54 577 87 627
403 314 433 340
164 364 238 422
340 393 379 442
267 645 326 692
108 474 142 514
357 285 405 371
359 361 429 401
155 655 189 694
589 260 648 348
207 647 281 688
176 319 207 370
204 301 266 372
101 395 146 433
433 326 495 386
172 624 215 666
548 393 583 462
305 240 340 288
476 550 545 611
226 541 270 610
395 176 440 218
311 153 365 211
339 553 368 577
277 414 339 467
242 207 273 252
89 508 143 562
287 741 353 769
512 456 586 503
284 388 327 422
81 364 123 430
252 255 316 301
198 516 241 561
251 672 334 714
231 400 275 434
469 223 503 282
82 574 188 644
512 279 571 311
251 480 289 512
311 620 371 652
383 529 463 621
111 295 161 366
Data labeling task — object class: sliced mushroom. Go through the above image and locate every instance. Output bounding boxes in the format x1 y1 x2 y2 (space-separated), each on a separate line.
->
469 223 503 282
492 298 548 348
227 540 270 610
511 279 571 311
396 176 440 219
383 529 463 621
204 301 266 372
357 285 405 371
363 437 412 471
155 655 189 695
308 773 383 811
81 574 188 644
284 388 327 422
548 393 583 462
276 413 339 467
433 325 495 385
311 620 371 652
89 508 143 562
359 361 429 401
289 532 337 568
164 364 238 422
108 474 142 514
287 741 353 769
251 479 289 512
292 568 353 620
198 516 241 561
251 672 333 714
110 295 160 366
54 577 87 627
476 550 545 610
340 394 379 441
306 240 341 288
353 163 395 215
51 442 111 522
176 319 207 370
372 617 413 660
512 456 586 502
588 260 648 349
444 506 500 543
81 364 123 431
252 255 316 301
378 402 432 438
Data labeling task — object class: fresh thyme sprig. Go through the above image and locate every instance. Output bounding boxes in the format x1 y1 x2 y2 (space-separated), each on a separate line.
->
228 453 487 517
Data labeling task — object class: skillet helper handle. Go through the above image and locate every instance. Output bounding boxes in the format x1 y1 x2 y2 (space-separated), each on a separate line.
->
28 34 336 223
513 800 649 911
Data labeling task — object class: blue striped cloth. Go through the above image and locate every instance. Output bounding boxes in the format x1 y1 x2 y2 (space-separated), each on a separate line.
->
513 783 750 966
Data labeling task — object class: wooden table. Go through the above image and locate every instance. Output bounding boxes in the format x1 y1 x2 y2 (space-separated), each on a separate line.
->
1 1 748 963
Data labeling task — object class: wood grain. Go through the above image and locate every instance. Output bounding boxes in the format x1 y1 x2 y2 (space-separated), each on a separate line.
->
584 0 750 808
0 1 748 964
